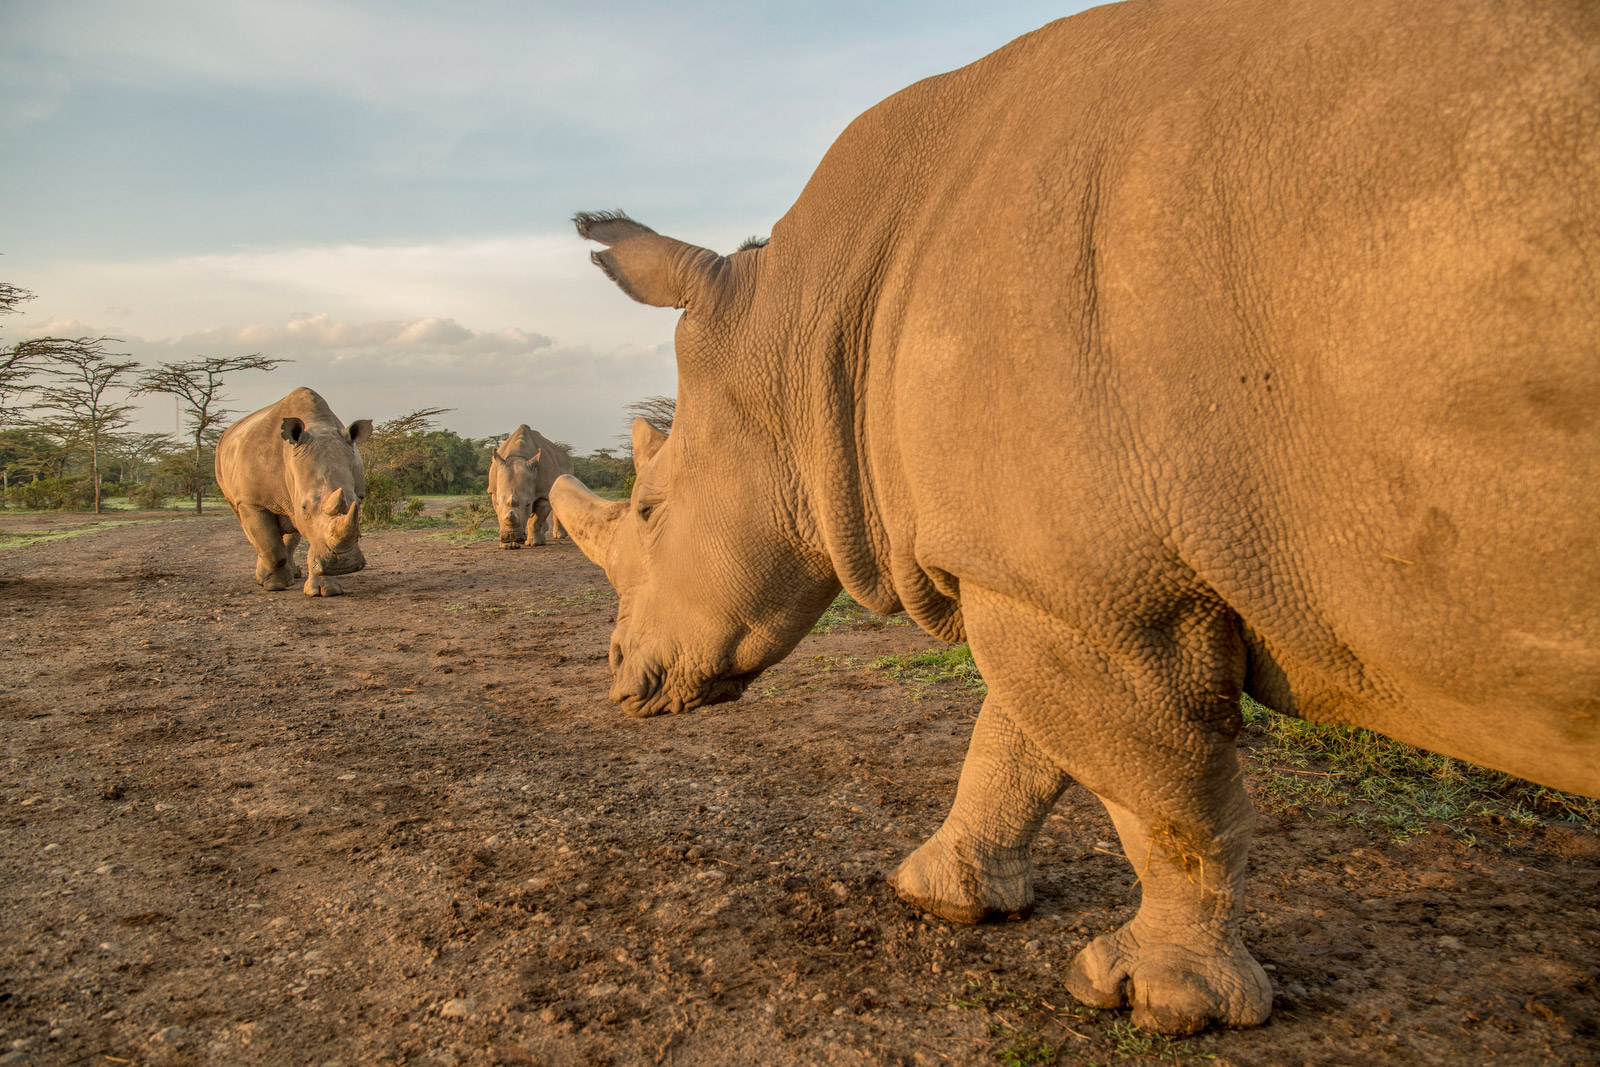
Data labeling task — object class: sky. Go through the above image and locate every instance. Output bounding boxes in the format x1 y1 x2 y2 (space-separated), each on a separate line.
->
1 0 1094 452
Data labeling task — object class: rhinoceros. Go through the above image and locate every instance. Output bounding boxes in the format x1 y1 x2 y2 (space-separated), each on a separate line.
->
215 387 371 597
487 425 573 548
550 0 1599 1036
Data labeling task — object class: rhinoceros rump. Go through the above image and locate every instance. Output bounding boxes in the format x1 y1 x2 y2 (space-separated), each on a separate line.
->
551 0 1599 1037
487 425 574 548
215 387 372 597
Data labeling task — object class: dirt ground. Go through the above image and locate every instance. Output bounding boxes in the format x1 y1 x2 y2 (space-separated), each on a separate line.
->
1 508 1597 1067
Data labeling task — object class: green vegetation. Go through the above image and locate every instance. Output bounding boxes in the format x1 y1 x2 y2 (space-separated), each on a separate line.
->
948 980 1213 1065
1241 695 1600 838
872 643 987 696
810 589 914 634
0 520 137 552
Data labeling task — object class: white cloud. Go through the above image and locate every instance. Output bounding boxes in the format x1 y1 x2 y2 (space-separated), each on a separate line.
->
176 312 552 355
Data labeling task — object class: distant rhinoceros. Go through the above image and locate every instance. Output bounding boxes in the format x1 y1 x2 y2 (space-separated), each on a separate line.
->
550 0 1599 1037
488 425 573 548
215 387 372 597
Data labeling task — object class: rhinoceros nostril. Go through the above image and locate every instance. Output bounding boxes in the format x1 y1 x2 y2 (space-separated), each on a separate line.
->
609 638 623 673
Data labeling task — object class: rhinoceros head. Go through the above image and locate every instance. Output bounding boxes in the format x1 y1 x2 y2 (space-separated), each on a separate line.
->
551 212 840 717
489 448 542 547
280 415 372 577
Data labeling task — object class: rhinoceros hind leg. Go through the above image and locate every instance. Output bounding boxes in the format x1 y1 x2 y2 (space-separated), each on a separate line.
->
890 695 1068 923
304 573 345 597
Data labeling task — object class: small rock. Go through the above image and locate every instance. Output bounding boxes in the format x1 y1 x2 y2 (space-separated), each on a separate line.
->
1285 983 1308 998
1436 936 1464 951
0 1050 29 1065
1023 939 1042 951
42 843 60 853
336 774 356 781
587 983 619 998
483 835 502 848
439 998 475 1019
94 864 119 875
811 992 828 1003
829 881 848 901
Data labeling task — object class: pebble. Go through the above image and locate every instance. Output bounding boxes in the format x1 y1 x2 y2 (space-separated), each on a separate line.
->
483 835 502 848
439 998 475 1019
94 864 119 875
1023 939 1042 951
1436 935 1463 951
41 843 60 853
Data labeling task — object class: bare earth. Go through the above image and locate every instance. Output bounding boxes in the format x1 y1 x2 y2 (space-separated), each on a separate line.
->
1 509 1596 1067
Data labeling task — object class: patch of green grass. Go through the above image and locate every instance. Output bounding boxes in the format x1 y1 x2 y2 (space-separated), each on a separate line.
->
810 589 915 634
872 643 987 697
992 1031 1059 1066
1241 694 1600 839
0 521 136 551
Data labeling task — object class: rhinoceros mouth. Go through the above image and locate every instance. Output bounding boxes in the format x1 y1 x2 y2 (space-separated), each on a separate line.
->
612 669 762 718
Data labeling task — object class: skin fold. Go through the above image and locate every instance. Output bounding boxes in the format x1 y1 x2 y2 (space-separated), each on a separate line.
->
487 425 574 549
551 0 1599 1035
215 387 371 598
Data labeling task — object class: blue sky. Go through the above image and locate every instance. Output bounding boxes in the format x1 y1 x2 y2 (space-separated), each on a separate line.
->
1 0 1093 450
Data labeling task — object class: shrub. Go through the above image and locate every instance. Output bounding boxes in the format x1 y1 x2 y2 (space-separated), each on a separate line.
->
364 473 402 525
404 497 426 519
4 477 95 510
127 483 168 510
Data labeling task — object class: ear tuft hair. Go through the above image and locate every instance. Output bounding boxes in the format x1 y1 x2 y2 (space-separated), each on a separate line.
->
574 210 658 245
736 235 769 252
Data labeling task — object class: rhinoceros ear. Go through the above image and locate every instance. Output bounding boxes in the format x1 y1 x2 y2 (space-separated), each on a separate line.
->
529 448 542 467
348 419 372 446
574 210 726 311
631 417 667 470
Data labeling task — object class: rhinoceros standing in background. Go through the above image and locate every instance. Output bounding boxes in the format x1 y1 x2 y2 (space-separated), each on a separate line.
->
551 0 1599 1036
215 387 371 597
488 425 573 548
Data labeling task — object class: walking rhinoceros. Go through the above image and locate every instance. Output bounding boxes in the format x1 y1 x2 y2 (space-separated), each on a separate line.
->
550 0 1600 1036
488 425 573 548
215 387 371 597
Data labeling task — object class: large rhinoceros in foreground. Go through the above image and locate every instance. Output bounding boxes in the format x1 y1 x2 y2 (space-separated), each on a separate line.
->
488 425 573 548
551 0 1599 1036
216 387 371 597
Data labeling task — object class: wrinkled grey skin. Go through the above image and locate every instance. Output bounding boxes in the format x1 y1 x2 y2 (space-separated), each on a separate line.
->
488 425 574 548
215 387 371 597
552 0 1599 1037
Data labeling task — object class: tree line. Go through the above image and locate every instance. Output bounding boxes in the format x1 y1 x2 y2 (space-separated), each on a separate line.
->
1 277 673 513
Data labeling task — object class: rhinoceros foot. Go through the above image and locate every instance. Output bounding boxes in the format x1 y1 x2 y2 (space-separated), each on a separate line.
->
887 829 1032 924
304 573 346 597
1065 921 1271 1035
257 561 295 591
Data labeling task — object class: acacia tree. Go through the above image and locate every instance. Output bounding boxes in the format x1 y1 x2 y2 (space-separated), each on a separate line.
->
32 338 139 514
0 281 42 425
135 354 284 513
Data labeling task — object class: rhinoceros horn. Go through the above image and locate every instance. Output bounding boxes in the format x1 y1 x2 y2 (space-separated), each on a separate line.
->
319 487 350 516
550 475 626 569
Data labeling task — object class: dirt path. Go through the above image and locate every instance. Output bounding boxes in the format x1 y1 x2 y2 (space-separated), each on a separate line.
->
1 511 1596 1066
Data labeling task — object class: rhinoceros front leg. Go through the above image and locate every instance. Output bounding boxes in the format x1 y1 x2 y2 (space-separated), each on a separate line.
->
962 588 1271 1036
238 505 295 591
890 695 1070 922
530 499 553 546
